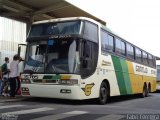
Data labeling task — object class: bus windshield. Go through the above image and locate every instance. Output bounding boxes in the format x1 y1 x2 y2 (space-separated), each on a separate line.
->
24 39 80 74
29 21 81 37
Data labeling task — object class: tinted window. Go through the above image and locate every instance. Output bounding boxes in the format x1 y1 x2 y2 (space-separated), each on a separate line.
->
101 29 114 52
108 35 114 51
153 57 156 68
143 52 148 64
148 54 153 66
136 48 142 62
115 38 121 53
115 38 126 56
29 21 81 37
84 21 98 43
121 41 126 56
127 44 134 59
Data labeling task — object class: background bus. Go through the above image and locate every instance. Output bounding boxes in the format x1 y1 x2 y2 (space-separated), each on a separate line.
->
18 17 156 104
156 65 160 91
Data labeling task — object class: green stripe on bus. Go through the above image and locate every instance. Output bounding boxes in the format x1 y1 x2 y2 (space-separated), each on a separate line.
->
111 56 127 95
120 59 132 94
43 75 53 79
52 75 61 80
43 75 61 80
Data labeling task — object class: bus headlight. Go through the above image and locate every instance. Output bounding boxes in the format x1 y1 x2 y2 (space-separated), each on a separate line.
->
59 79 78 85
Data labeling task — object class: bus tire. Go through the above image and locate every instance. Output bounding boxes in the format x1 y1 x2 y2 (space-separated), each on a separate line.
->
148 83 151 93
141 84 148 98
98 82 109 104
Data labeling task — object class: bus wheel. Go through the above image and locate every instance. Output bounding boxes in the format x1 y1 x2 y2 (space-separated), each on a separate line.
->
148 84 151 93
99 82 108 104
142 84 148 98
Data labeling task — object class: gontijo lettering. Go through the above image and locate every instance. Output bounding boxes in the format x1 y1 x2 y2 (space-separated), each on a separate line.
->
136 65 148 73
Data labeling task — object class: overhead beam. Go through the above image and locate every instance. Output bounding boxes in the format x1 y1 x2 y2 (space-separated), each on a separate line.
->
0 0 56 21
0 12 30 17
1 12 55 21
1 0 33 11
33 1 71 15
1 0 106 25
2 5 20 12
41 14 55 19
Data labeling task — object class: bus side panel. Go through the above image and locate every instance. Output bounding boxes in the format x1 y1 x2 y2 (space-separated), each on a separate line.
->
120 59 132 94
127 61 137 94
152 77 156 92
132 62 156 93
150 76 156 92
98 54 121 96
112 56 133 95
135 75 143 94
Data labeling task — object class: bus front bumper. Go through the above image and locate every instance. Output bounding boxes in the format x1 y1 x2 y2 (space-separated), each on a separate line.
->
21 84 85 100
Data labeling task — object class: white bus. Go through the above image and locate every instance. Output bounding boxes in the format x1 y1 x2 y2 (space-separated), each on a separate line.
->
18 17 156 104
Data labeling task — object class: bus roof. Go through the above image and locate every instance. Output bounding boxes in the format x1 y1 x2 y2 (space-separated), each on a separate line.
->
32 17 101 25
32 16 156 58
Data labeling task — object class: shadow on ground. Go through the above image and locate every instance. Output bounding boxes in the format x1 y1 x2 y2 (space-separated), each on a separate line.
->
155 90 160 93
20 93 154 105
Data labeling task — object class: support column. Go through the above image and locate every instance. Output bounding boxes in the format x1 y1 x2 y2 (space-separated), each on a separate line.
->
26 15 34 36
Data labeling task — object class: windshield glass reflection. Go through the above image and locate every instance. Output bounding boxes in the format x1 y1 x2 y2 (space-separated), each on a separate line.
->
24 39 80 74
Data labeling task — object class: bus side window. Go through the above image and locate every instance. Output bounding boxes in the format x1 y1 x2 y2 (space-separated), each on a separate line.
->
142 51 148 64
100 29 114 52
127 43 135 60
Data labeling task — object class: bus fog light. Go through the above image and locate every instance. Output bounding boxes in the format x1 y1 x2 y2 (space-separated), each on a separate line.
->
22 87 29 91
21 79 31 84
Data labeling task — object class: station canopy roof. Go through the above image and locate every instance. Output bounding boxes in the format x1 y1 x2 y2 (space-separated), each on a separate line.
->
0 0 106 25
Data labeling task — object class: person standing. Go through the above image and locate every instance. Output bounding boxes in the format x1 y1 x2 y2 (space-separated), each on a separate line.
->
0 68 2 79
15 76 21 95
0 67 2 94
9 55 22 98
0 57 10 96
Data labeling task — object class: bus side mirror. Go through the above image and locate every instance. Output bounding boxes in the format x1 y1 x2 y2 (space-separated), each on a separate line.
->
81 41 92 69
82 59 88 68
18 46 21 57
17 44 27 59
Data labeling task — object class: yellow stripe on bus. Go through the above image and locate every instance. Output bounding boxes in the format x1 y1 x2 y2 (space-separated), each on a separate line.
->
126 61 136 94
61 75 71 80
